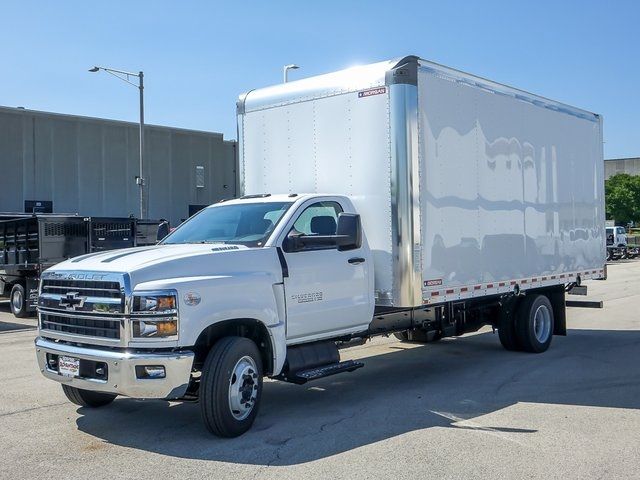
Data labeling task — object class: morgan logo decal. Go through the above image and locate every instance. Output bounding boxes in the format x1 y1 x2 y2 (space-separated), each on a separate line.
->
291 292 323 303
424 279 443 287
358 87 386 98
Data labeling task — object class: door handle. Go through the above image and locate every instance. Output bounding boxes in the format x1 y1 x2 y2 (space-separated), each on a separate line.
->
348 257 366 265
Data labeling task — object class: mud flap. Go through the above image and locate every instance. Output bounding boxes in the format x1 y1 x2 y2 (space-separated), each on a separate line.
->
548 287 566 336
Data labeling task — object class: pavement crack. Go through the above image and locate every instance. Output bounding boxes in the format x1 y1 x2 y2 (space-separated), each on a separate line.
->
0 401 69 418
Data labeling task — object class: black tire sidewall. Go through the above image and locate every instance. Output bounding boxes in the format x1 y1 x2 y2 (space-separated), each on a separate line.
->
516 294 554 353
200 337 263 437
62 384 116 407
498 308 520 351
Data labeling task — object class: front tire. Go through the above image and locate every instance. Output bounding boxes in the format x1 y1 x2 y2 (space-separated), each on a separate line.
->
200 337 263 438
10 284 28 318
515 294 554 353
61 384 116 407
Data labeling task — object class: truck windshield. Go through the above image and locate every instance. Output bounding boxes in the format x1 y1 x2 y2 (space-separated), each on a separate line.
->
162 202 293 247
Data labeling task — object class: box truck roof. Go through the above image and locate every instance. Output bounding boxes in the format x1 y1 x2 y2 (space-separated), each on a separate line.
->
238 55 598 121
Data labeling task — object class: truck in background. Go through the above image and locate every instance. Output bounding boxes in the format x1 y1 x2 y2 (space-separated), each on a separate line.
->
34 56 605 437
1 214 166 317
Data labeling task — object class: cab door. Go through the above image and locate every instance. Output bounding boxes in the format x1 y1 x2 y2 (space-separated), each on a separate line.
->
281 200 372 342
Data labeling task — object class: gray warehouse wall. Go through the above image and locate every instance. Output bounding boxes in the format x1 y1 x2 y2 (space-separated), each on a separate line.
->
0 106 237 226
605 158 640 180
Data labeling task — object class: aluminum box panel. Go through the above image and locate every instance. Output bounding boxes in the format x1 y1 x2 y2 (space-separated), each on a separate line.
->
418 65 605 298
238 55 605 308
241 90 395 299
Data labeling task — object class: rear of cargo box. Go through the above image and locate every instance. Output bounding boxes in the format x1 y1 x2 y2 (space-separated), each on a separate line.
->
417 61 605 304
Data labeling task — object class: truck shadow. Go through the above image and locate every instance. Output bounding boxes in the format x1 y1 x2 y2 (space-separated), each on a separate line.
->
0 302 37 332
75 328 640 465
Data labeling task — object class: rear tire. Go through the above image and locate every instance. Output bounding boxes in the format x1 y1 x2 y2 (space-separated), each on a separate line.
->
200 337 263 438
515 294 554 353
498 308 520 351
61 384 117 407
10 284 28 318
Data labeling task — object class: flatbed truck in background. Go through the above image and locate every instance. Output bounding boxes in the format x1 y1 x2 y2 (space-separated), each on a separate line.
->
1 215 165 317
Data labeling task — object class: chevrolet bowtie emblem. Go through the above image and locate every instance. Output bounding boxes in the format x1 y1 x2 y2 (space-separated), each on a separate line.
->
59 292 86 311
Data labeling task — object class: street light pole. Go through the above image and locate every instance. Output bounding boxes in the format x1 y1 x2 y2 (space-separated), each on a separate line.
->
89 65 146 219
137 71 145 219
283 64 300 83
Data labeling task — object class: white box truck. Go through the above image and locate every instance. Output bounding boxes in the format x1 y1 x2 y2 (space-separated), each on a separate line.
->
34 56 605 437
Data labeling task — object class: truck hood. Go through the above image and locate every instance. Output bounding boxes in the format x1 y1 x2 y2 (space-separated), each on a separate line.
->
48 243 251 274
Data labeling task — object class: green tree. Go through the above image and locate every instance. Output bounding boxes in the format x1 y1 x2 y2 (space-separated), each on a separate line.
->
605 173 640 224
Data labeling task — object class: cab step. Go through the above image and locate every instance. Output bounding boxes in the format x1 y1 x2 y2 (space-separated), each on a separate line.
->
284 360 364 385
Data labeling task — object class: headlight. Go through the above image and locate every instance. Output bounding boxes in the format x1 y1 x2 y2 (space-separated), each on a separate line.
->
131 318 178 338
132 292 177 314
130 291 178 339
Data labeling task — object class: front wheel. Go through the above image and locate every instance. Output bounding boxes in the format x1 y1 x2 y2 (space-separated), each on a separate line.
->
62 384 117 407
515 294 554 353
200 337 263 437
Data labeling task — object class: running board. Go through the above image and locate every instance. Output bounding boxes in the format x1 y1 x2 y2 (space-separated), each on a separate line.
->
281 360 364 385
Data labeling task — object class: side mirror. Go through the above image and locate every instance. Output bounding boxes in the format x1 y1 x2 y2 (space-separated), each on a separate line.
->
283 213 362 252
283 232 304 252
336 213 362 251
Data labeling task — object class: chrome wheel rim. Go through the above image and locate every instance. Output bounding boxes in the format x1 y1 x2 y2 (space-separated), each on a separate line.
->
228 355 259 421
533 305 551 343
12 289 23 312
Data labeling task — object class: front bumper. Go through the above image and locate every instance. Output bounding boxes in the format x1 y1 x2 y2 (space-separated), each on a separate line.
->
35 337 194 399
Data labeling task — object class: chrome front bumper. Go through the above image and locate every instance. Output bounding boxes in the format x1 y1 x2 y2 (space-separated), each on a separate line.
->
35 337 194 399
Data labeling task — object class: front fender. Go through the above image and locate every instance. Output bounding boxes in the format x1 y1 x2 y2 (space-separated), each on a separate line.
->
135 273 287 375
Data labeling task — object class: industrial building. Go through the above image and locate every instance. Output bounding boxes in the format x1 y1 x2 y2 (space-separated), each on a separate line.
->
605 157 640 180
0 106 237 226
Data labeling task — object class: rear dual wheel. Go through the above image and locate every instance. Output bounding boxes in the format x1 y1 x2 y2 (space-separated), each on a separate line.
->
499 294 554 353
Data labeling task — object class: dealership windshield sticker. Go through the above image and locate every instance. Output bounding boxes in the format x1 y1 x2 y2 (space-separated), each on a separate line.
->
358 87 386 98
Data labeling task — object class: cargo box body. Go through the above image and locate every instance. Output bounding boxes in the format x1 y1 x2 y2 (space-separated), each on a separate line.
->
238 56 605 308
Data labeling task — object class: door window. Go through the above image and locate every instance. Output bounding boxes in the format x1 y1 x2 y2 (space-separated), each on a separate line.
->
289 201 343 251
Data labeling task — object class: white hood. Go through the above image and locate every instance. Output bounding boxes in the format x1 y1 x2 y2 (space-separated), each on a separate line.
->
49 243 249 274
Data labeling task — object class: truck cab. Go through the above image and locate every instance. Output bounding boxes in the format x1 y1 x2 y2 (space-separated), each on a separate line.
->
35 194 372 436
606 226 627 247
606 226 628 260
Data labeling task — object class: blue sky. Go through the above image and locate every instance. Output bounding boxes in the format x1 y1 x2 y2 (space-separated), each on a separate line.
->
1 0 638 158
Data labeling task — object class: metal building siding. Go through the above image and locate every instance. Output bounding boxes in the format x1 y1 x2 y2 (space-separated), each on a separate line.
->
0 111 25 211
0 107 236 225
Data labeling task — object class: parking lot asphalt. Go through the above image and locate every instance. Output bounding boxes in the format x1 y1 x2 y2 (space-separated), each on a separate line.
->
1 262 639 480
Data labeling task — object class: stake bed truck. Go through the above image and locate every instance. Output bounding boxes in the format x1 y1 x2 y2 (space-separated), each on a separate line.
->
35 56 605 437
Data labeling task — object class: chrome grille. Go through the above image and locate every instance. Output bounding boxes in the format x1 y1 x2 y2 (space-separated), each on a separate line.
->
39 272 127 344
41 279 121 298
40 313 121 339
39 276 124 314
